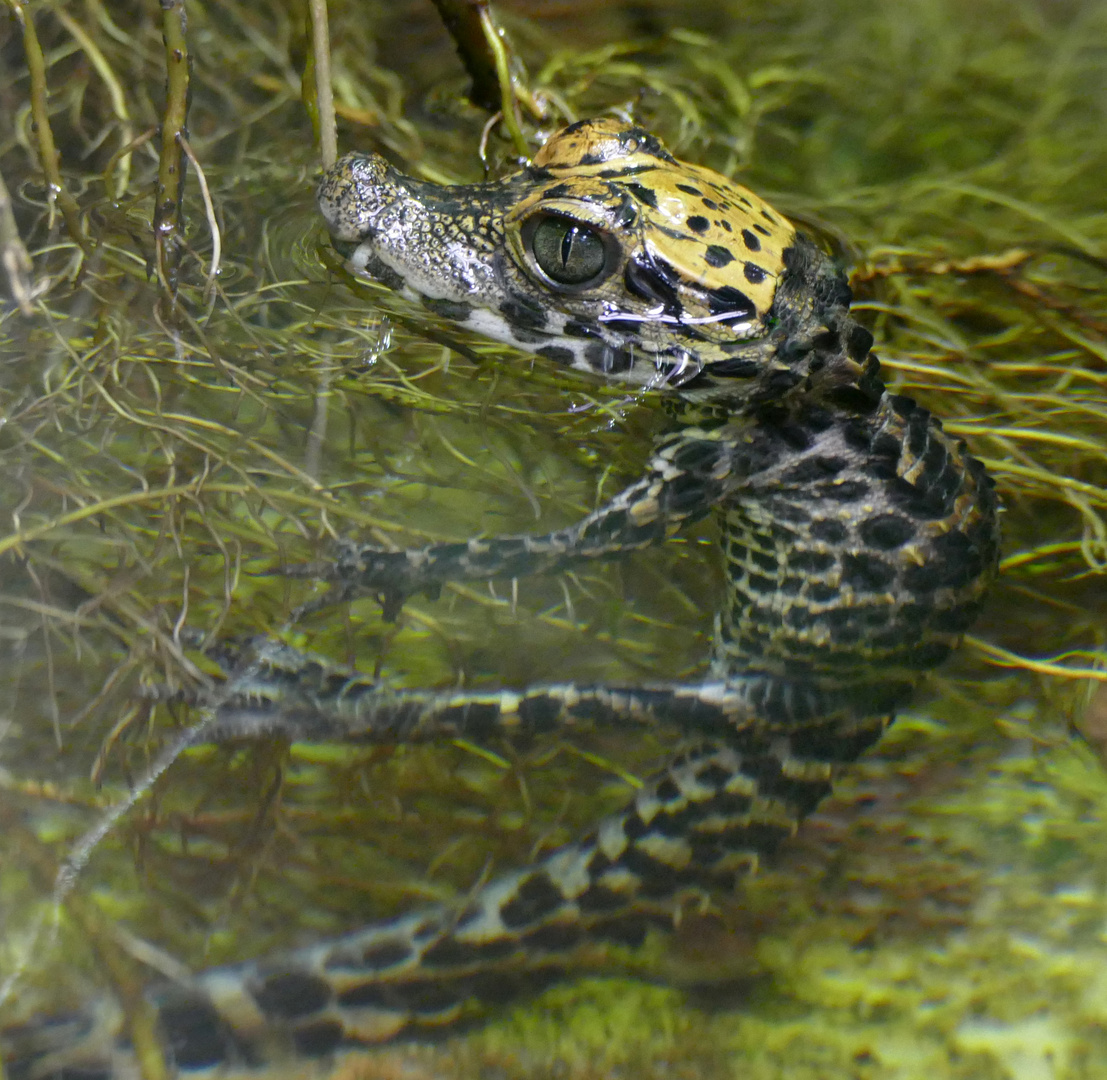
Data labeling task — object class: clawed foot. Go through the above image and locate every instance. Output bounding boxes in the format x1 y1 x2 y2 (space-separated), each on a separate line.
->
281 539 439 622
148 634 379 741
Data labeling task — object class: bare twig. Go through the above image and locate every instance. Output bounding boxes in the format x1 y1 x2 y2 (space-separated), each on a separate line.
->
152 0 192 304
306 0 337 169
430 0 545 158
430 0 502 113
6 0 92 255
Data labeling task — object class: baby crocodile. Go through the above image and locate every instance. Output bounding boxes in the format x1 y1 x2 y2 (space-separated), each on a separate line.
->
6 119 999 1078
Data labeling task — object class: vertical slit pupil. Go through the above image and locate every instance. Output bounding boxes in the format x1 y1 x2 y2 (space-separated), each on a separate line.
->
560 225 580 268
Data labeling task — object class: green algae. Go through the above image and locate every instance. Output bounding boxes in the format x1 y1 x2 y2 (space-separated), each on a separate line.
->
2 1 1107 1078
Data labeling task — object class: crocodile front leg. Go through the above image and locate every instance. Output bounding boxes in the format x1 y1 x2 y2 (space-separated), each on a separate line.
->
293 426 736 619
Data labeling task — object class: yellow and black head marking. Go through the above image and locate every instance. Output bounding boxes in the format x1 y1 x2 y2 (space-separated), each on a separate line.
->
508 118 793 326
318 118 852 392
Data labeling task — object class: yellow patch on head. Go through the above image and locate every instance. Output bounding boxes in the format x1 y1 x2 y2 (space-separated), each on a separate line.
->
508 119 795 327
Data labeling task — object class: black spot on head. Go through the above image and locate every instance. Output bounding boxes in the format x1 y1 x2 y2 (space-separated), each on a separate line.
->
744 262 767 285
859 513 915 550
620 128 674 162
624 250 683 312
740 228 761 251
704 245 735 268
761 210 777 223
676 183 702 196
686 215 710 234
598 164 666 179
706 285 755 319
625 182 658 208
499 872 566 929
701 197 719 211
753 223 771 236
251 970 332 1020
720 220 733 232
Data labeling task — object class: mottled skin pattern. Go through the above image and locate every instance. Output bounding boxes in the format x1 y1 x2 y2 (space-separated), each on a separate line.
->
5 120 999 1079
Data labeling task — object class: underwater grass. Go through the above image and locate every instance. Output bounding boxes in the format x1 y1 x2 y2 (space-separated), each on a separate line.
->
2 0 1107 1077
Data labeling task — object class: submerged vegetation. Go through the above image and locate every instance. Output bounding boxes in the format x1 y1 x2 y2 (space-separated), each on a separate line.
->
1 0 1107 1076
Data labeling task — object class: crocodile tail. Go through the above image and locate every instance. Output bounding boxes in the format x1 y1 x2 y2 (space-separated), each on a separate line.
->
4 717 887 1078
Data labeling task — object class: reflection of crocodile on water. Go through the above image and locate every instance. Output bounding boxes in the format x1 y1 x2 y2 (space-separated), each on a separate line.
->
5 118 999 1078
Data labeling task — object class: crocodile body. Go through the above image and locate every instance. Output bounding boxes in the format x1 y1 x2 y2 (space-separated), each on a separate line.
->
4 119 1000 1079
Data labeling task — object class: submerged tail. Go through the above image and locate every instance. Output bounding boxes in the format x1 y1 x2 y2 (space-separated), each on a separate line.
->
4 707 886 1077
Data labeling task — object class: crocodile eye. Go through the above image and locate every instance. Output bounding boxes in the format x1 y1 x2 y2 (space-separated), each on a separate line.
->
527 215 613 287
